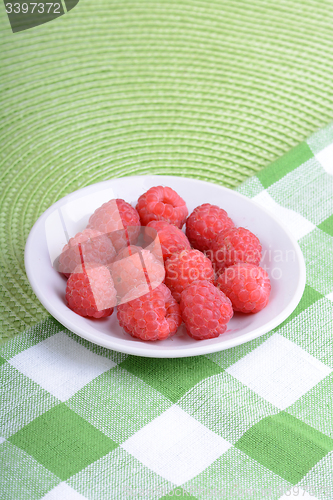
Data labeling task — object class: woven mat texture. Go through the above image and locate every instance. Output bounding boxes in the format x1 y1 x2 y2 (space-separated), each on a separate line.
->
1 0 333 343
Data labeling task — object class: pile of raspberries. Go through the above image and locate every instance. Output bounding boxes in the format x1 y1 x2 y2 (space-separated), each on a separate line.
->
60 185 271 341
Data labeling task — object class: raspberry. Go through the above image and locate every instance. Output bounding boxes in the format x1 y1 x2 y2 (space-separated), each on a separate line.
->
58 228 116 278
117 283 181 341
87 199 140 251
216 263 271 313
165 249 215 302
146 221 191 261
180 280 233 340
210 227 262 273
111 245 165 303
136 186 188 229
66 265 117 318
186 203 235 252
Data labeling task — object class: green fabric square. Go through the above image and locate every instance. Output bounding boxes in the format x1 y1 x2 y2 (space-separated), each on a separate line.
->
318 214 333 238
235 412 333 484
120 356 223 403
257 142 313 189
0 355 6 367
9 403 118 480
66 366 172 443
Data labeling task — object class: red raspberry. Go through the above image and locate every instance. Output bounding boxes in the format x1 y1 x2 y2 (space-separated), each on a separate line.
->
216 263 271 314
180 280 233 340
58 228 116 278
146 221 191 261
186 203 235 252
87 199 140 251
165 249 215 302
111 245 165 303
210 227 262 274
136 186 188 229
66 265 117 318
117 283 181 341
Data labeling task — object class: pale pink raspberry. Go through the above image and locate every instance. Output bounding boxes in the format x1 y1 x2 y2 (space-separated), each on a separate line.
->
87 199 140 251
58 228 116 278
110 246 165 303
66 265 117 318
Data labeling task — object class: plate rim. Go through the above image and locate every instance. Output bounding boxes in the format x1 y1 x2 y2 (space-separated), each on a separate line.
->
24 174 306 358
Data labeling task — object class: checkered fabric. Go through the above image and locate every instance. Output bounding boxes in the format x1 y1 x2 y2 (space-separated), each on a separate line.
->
1 124 333 500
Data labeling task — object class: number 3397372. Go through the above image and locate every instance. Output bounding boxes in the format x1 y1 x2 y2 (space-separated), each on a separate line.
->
5 3 61 14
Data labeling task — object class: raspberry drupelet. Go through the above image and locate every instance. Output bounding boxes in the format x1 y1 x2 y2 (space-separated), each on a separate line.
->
210 227 262 274
186 203 235 252
216 263 271 313
136 186 188 229
180 280 233 340
117 283 181 341
146 221 191 261
164 249 215 302
87 199 140 252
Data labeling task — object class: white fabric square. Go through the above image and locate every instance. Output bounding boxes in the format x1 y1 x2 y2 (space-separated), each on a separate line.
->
253 191 315 240
121 405 232 486
316 142 333 175
226 333 331 410
326 291 333 303
0 437 6 445
9 331 116 401
41 482 88 500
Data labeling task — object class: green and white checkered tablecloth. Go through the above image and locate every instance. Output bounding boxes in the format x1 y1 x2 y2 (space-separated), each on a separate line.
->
1 124 333 500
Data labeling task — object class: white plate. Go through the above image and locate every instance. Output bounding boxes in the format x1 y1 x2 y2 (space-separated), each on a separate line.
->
25 175 306 358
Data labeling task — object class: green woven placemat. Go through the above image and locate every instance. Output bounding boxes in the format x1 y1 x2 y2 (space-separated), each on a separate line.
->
1 0 333 343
